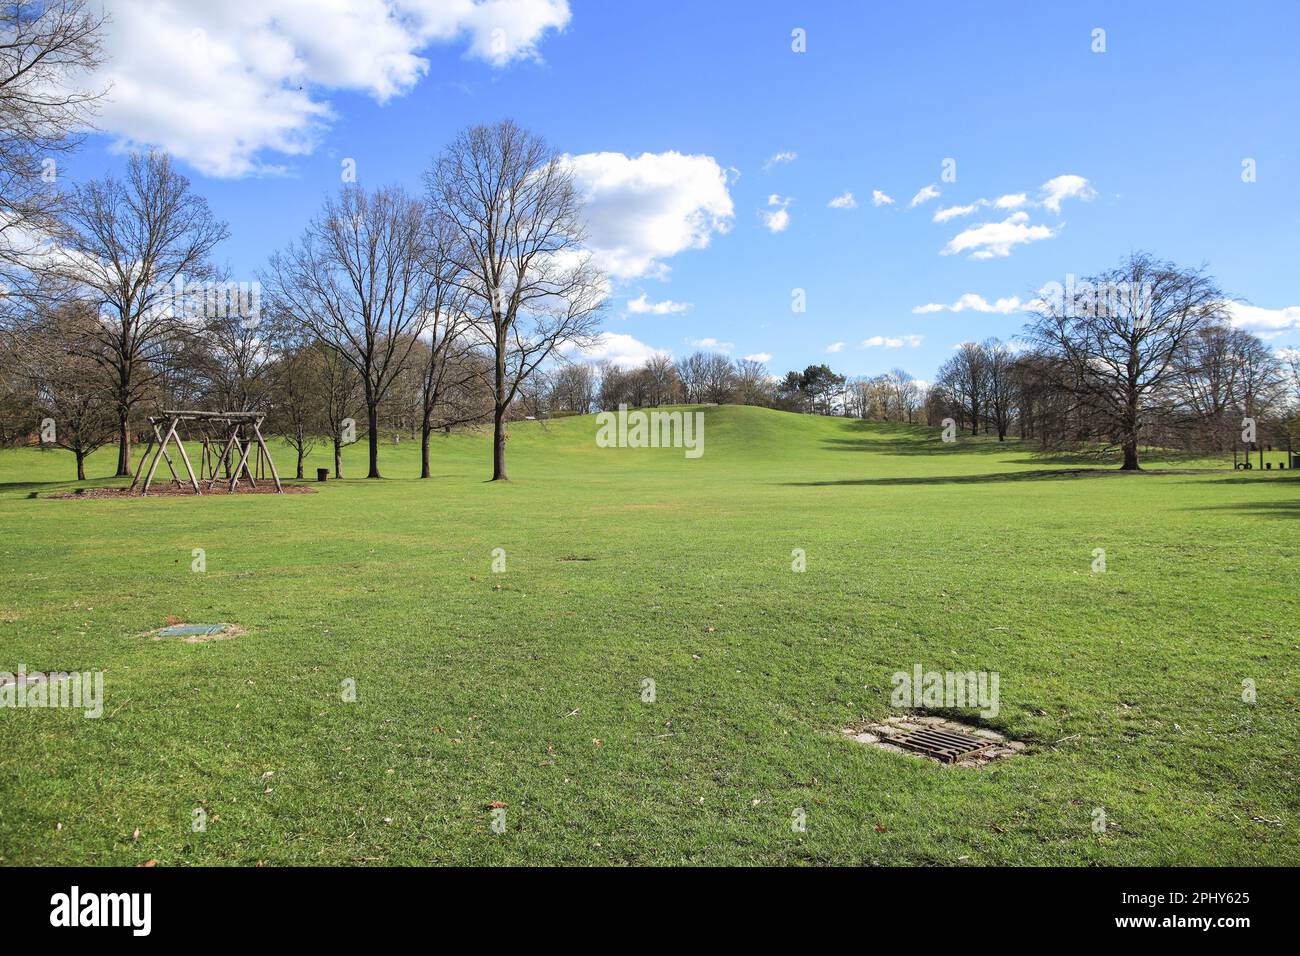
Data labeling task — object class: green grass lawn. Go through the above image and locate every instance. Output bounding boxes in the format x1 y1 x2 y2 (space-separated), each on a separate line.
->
1 405 1296 865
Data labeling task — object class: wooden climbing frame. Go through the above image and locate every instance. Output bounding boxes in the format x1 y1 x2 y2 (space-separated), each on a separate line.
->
129 410 283 496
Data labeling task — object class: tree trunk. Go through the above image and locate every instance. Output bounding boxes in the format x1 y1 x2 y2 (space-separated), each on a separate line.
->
366 401 381 479
333 437 343 479
295 446 305 480
420 420 431 479
76 449 86 481
116 411 131 476
492 405 508 481
1121 439 1140 470
492 334 508 481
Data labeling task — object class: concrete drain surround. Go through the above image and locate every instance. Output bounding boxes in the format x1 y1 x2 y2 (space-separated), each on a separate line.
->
844 714 1026 767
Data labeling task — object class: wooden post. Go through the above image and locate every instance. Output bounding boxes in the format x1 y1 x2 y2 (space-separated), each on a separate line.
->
228 427 258 493
152 419 184 489
252 418 283 492
128 430 157 492
207 426 237 490
141 417 181 495
171 425 202 494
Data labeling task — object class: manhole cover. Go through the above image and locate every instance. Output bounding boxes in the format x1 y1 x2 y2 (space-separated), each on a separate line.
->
148 623 244 643
157 624 231 637
844 716 1027 766
891 727 995 763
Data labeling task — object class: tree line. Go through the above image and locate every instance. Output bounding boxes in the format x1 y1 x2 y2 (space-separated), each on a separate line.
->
3 4 1297 479
930 255 1298 468
2 4 605 481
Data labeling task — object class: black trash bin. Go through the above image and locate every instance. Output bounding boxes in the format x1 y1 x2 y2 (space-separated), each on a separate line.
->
316 468 329 482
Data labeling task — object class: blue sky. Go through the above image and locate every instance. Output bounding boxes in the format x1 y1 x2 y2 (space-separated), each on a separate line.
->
64 0 1300 380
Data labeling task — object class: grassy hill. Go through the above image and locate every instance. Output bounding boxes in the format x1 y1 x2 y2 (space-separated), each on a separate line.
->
0 406 1296 864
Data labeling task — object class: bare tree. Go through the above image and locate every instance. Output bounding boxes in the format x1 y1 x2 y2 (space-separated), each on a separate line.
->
983 341 1016 440
264 184 434 479
1027 252 1227 469
429 120 605 481
1177 324 1283 451
596 359 627 410
732 357 769 406
47 152 228 474
644 353 678 406
548 361 595 414
1 0 106 292
4 300 115 478
317 342 361 479
677 352 708 404
1283 348 1300 410
415 216 482 478
698 353 736 404
199 309 275 413
267 343 323 480
937 342 990 435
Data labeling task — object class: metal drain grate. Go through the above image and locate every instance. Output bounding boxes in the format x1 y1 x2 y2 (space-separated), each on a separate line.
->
891 727 996 763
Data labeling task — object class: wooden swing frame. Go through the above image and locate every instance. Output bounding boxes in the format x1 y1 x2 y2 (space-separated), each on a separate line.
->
129 410 283 496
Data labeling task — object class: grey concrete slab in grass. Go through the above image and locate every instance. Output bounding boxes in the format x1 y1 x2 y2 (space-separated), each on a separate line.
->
148 623 245 643
156 624 231 637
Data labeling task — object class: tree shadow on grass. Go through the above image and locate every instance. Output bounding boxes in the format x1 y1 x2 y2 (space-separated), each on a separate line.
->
0 480 88 495
783 466 1235 487
824 422 1224 471
783 468 1140 487
0 477 129 497
1201 474 1300 486
1191 498 1300 520
821 436 1019 456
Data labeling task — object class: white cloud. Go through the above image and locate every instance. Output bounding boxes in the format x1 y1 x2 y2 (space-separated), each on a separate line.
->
743 352 772 363
764 151 797 170
932 193 1031 223
871 189 895 207
689 336 733 353
909 184 940 207
761 194 791 233
912 293 1024 315
575 331 667 368
1226 302 1300 335
565 151 734 279
932 203 981 223
942 211 1056 260
626 292 691 315
828 191 857 209
826 341 845 353
86 0 572 177
1039 174 1096 213
862 335 924 349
